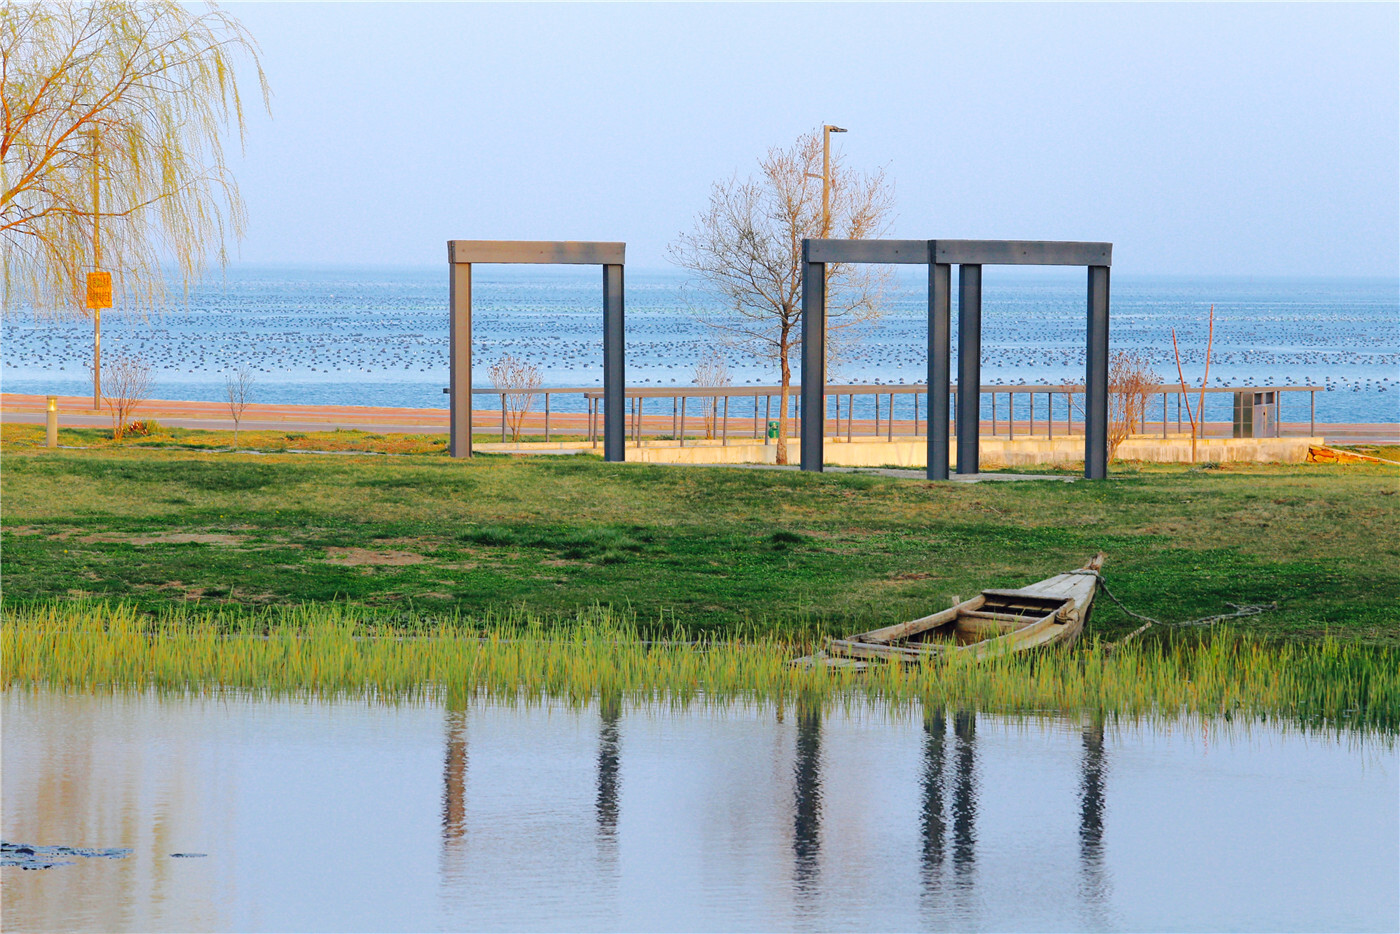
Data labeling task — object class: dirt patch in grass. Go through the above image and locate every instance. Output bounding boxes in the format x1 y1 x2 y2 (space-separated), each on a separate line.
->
77 531 247 546
322 547 426 566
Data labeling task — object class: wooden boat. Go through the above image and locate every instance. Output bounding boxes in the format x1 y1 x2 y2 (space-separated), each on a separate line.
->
798 555 1104 668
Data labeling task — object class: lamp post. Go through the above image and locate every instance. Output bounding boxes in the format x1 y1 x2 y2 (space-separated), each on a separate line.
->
821 125 846 239
91 127 101 411
820 125 844 438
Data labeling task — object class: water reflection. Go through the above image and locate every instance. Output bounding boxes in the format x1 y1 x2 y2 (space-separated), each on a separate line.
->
951 710 978 888
441 708 468 841
596 692 622 842
1079 716 1111 924
792 697 823 898
919 707 948 896
5 692 1393 933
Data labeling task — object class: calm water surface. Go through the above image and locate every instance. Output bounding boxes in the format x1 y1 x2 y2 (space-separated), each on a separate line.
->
2 689 1396 933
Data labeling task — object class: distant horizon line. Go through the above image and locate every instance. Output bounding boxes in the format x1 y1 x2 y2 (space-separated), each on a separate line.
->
205 261 1400 283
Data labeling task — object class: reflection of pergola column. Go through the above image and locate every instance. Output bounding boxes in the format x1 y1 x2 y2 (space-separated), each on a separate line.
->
441 708 467 842
1078 717 1109 910
792 697 823 894
919 707 948 891
596 693 622 840
951 710 977 886
447 241 626 461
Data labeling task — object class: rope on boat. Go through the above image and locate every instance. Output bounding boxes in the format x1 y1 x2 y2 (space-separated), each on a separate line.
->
1084 571 1278 649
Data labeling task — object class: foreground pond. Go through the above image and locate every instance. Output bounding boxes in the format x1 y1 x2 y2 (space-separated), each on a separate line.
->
2 690 1395 932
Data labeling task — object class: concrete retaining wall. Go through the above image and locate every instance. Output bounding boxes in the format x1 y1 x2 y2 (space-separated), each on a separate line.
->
480 434 1321 467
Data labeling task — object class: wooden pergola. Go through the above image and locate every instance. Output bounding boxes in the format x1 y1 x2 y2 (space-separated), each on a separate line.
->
800 239 1113 479
446 240 626 461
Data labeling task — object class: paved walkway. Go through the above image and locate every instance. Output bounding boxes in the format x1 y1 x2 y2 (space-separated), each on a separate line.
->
3 393 1396 443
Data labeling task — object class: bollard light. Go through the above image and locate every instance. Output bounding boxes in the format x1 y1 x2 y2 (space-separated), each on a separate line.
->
46 395 58 448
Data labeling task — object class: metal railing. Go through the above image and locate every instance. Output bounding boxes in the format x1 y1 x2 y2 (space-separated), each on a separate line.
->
449 383 1325 446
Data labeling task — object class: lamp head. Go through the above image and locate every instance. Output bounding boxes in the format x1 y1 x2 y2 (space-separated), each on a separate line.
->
825 125 848 133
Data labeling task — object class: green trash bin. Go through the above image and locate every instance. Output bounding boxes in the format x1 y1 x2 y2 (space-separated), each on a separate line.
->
766 420 780 440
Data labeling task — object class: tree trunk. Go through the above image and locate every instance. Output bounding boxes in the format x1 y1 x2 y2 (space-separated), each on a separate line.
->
776 351 792 465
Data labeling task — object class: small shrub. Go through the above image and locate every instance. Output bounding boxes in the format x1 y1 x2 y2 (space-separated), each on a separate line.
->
123 420 163 437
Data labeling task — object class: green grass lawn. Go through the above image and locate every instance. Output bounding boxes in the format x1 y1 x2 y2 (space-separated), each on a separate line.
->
2 427 1397 642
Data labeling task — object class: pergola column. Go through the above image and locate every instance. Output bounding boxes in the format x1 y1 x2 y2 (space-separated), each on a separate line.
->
800 248 826 472
956 264 982 475
603 263 625 462
449 262 472 458
1085 265 1110 479
927 262 951 480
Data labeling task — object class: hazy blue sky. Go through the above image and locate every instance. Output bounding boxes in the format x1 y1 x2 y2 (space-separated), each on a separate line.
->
224 2 1398 276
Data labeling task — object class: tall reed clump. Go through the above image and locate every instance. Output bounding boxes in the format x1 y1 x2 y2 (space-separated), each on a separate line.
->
2 602 1395 735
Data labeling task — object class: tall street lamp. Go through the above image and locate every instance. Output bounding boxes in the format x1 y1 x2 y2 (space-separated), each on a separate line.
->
821 124 846 239
820 125 845 435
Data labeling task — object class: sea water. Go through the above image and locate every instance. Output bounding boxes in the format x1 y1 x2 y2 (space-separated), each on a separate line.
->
2 266 1396 424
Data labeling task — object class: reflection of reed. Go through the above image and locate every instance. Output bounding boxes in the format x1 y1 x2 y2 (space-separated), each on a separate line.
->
792 698 823 894
920 708 948 894
441 708 467 842
596 693 622 840
951 710 977 886
1078 717 1110 914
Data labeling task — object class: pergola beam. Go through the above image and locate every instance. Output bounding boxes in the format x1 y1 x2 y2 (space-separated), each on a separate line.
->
448 240 625 265
933 239 1111 266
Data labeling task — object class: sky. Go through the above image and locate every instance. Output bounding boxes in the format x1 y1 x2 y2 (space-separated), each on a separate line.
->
222 2 1399 276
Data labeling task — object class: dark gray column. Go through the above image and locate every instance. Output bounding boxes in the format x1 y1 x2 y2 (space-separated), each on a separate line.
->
956 265 982 475
800 255 826 472
603 263 625 462
928 262 951 480
449 261 472 458
1085 265 1110 479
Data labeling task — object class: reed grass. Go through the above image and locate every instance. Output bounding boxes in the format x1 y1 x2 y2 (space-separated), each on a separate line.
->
3 602 1395 734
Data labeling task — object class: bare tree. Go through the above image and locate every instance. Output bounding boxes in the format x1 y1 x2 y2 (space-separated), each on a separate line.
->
1108 351 1160 460
693 348 730 439
225 366 254 448
488 355 542 443
669 128 895 464
1171 304 1216 464
104 352 151 439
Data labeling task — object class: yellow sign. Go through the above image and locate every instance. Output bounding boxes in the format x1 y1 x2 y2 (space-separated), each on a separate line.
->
86 271 112 309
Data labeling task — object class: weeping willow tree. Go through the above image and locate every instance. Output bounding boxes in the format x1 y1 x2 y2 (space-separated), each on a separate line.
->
1 2 269 317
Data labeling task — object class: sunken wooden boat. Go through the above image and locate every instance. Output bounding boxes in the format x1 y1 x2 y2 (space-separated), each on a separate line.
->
801 555 1104 667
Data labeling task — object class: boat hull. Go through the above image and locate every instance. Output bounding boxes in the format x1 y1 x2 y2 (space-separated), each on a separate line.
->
798 556 1103 669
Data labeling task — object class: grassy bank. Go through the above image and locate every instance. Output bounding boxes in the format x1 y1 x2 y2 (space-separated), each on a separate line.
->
1 430 1397 643
4 603 1396 733
1 422 586 455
